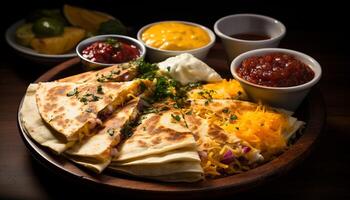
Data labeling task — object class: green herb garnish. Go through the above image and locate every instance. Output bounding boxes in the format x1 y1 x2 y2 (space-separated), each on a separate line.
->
139 81 147 92
230 114 238 121
97 85 104 94
185 110 193 115
107 128 115 136
136 59 159 80
222 108 230 113
171 114 181 122
66 88 78 97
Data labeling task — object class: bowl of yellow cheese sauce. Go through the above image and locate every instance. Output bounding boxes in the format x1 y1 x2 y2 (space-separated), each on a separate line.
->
137 21 215 62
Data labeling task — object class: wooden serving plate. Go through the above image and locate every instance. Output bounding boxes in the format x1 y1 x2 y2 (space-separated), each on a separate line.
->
17 50 325 198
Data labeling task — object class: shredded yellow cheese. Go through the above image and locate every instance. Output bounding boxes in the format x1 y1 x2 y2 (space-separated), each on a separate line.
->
222 106 289 158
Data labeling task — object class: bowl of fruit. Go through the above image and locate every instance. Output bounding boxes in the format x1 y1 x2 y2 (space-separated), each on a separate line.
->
5 5 127 63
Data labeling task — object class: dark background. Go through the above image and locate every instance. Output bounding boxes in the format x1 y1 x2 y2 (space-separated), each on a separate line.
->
1 0 349 199
1 0 349 54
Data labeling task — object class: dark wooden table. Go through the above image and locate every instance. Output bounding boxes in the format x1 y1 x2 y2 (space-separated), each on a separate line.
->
0 30 349 199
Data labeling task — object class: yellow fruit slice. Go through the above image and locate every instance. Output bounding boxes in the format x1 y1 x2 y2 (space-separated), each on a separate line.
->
31 27 86 54
63 4 115 33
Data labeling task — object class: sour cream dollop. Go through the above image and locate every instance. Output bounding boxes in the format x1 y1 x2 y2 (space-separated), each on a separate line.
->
158 53 222 85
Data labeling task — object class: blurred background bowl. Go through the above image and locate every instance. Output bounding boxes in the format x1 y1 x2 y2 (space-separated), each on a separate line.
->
231 48 322 111
215 14 286 63
137 21 215 62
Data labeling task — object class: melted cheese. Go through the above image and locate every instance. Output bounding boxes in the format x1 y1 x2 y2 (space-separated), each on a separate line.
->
142 22 210 51
188 79 247 100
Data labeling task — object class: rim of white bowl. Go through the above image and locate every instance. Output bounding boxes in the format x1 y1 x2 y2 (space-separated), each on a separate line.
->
76 34 146 66
230 48 322 92
137 20 216 53
5 19 77 58
214 13 286 44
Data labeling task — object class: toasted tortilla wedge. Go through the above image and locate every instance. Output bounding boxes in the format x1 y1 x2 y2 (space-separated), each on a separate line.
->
113 109 197 161
109 161 203 177
65 98 143 173
111 108 203 182
57 62 138 83
112 147 200 166
36 80 150 142
19 84 74 154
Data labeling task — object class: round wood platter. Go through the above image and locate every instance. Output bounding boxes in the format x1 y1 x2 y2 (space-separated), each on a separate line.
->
17 53 325 198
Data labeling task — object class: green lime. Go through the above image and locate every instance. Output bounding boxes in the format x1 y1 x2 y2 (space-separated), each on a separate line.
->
98 19 127 35
32 17 64 37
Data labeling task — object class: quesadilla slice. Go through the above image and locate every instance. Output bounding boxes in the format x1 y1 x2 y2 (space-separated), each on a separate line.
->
36 79 151 142
57 62 138 83
19 84 74 154
64 98 143 173
110 107 204 182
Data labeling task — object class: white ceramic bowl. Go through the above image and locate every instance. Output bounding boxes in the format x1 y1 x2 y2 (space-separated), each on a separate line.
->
137 21 215 62
231 48 322 111
76 34 146 70
214 14 286 63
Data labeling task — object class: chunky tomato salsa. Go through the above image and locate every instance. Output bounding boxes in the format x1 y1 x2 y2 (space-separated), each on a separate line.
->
82 38 140 64
237 53 314 87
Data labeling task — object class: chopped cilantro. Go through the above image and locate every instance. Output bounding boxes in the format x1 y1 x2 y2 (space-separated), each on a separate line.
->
107 128 115 136
97 85 104 94
230 114 238 121
136 59 159 79
185 110 193 115
139 81 147 92
66 88 78 97
171 114 181 121
222 108 230 113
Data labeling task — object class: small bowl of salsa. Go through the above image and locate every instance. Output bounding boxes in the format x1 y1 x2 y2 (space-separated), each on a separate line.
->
76 34 146 70
231 48 322 111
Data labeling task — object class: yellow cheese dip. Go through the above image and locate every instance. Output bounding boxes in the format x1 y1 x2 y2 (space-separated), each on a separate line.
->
141 22 211 51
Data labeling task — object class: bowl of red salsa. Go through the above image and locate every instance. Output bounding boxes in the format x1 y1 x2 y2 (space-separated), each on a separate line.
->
76 34 146 70
231 48 321 110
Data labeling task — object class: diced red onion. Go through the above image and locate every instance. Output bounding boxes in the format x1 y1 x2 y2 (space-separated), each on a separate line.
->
221 150 235 164
242 146 251 153
198 151 208 159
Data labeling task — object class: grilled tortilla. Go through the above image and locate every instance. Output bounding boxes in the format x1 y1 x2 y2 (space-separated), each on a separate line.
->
110 108 203 182
19 84 74 154
65 98 143 173
57 62 138 83
36 80 150 142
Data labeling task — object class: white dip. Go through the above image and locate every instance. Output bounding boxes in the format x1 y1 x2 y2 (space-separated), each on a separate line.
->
158 53 222 85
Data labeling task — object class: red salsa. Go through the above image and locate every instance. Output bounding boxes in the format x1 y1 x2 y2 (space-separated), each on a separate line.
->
237 53 315 87
82 38 140 64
